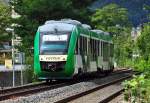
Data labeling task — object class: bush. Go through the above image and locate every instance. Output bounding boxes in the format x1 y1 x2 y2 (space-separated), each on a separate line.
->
123 56 150 103
123 75 150 103
123 66 150 103
24 56 38 83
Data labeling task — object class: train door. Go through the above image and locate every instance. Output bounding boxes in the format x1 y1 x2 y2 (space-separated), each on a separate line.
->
89 38 97 72
82 36 88 72
97 40 103 71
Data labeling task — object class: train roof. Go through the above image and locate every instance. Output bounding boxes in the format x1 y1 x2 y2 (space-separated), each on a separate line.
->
39 22 75 32
39 19 112 42
82 24 92 30
91 29 103 34
39 19 93 32
78 27 112 42
91 30 110 35
45 19 82 26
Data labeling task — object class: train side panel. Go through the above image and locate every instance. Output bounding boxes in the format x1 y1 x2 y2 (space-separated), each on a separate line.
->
34 31 41 76
64 27 79 76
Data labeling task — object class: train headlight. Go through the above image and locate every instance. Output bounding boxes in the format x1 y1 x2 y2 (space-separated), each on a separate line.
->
63 58 66 61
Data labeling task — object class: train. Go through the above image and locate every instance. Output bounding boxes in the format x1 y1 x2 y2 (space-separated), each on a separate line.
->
34 19 114 81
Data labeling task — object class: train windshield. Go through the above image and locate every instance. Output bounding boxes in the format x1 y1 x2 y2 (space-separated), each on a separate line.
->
40 32 70 55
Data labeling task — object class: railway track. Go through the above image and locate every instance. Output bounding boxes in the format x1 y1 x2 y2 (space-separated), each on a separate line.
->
0 81 69 101
0 69 133 102
55 71 134 103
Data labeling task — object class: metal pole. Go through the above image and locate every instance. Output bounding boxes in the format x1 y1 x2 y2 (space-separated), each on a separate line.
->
12 29 15 87
20 52 23 85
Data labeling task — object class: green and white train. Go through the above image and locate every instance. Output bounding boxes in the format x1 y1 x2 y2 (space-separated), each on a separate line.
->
34 19 114 80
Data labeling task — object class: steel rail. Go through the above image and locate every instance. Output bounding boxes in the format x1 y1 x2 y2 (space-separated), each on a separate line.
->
99 88 124 103
0 82 46 94
99 71 141 103
0 69 132 101
54 72 133 103
0 82 68 101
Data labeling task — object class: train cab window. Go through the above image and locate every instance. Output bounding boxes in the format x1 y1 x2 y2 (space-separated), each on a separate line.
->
39 32 70 55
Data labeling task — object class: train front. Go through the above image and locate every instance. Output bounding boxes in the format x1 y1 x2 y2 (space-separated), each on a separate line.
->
34 21 76 80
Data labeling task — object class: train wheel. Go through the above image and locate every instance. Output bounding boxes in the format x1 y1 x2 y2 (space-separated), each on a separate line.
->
97 67 102 73
110 65 114 72
78 68 83 75
46 79 50 83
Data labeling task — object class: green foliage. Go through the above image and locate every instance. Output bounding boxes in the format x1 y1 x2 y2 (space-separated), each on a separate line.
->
24 56 38 82
91 3 131 32
0 2 12 41
11 0 93 82
91 3 132 67
123 22 150 103
137 23 150 60
132 57 149 72
72 0 95 9
12 0 91 55
114 29 133 67
123 75 150 103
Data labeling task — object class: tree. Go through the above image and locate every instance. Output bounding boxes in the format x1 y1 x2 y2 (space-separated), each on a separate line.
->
11 0 92 55
11 0 93 82
137 22 150 60
0 2 11 42
91 3 132 67
123 22 150 103
91 3 131 32
72 0 94 9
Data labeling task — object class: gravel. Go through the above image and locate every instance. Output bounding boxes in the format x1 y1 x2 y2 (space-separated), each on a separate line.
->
108 94 128 103
1 72 131 103
68 82 123 103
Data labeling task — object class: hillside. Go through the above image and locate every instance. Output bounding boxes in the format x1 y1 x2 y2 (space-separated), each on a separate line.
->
90 0 150 27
